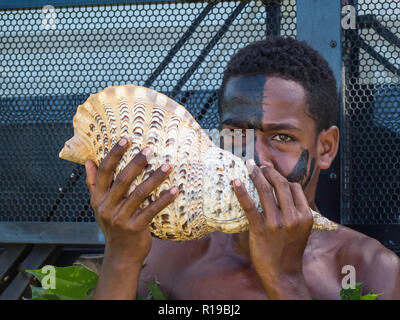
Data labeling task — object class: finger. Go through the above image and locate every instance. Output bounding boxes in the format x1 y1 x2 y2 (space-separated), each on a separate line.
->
245 159 279 220
232 179 263 228
133 187 179 228
85 160 97 196
94 137 131 197
260 163 295 211
260 164 296 226
106 147 154 207
122 162 174 216
289 182 312 222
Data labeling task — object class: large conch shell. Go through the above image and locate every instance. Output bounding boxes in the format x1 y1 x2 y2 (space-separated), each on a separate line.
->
59 84 338 241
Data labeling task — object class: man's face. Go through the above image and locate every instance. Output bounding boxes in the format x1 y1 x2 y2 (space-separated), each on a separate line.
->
220 74 318 190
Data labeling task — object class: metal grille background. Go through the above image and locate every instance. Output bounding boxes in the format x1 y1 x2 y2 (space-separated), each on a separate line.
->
342 0 400 225
1 0 399 246
0 1 297 227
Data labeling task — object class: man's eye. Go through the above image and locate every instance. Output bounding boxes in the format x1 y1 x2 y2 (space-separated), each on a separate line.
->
272 134 294 143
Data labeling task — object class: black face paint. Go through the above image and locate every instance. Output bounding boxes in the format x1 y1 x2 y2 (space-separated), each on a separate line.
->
302 157 315 189
220 75 267 162
253 148 260 166
286 148 315 189
220 74 266 130
286 149 309 183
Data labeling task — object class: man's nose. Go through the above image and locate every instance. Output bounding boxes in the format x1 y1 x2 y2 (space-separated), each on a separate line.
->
252 139 275 168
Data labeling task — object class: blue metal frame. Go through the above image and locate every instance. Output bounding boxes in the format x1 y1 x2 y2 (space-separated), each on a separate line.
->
297 0 342 89
297 0 342 225
0 0 182 10
264 0 280 37
0 222 104 244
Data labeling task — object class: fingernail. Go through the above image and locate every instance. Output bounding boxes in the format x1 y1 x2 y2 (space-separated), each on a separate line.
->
264 161 273 167
246 159 256 175
161 163 171 172
118 138 128 147
234 179 241 187
170 187 178 195
142 147 154 162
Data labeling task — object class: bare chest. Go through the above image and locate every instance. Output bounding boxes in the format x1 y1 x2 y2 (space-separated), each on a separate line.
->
139 251 343 300
140 256 267 300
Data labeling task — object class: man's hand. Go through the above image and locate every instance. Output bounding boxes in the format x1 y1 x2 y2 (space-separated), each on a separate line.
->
85 137 178 263
232 159 313 299
85 137 178 299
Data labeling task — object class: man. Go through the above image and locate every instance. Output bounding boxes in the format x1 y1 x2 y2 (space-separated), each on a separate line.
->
84 36 400 299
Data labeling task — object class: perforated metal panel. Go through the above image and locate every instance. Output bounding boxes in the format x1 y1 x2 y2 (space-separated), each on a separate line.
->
2 0 399 246
342 0 400 226
0 0 298 243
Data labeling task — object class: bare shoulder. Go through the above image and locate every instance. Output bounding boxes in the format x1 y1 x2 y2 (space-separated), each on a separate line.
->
317 224 400 299
333 225 399 266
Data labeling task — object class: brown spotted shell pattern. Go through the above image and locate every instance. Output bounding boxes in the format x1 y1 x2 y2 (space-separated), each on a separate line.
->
59 84 337 241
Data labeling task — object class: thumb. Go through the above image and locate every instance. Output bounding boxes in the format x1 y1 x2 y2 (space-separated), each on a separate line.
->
85 160 97 196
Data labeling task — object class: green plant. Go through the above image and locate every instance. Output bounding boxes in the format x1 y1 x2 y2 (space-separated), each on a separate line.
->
24 263 166 300
340 282 382 300
313 282 383 300
25 265 381 300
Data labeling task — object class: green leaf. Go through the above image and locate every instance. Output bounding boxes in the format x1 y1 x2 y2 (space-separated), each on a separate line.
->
361 290 383 300
22 286 49 301
340 282 363 300
25 265 99 300
25 264 165 300
340 282 383 300
30 285 61 300
142 280 166 300
24 285 66 300
72 262 97 275
361 293 382 300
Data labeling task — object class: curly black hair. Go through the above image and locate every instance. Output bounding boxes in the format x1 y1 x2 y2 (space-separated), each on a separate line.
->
218 36 339 135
